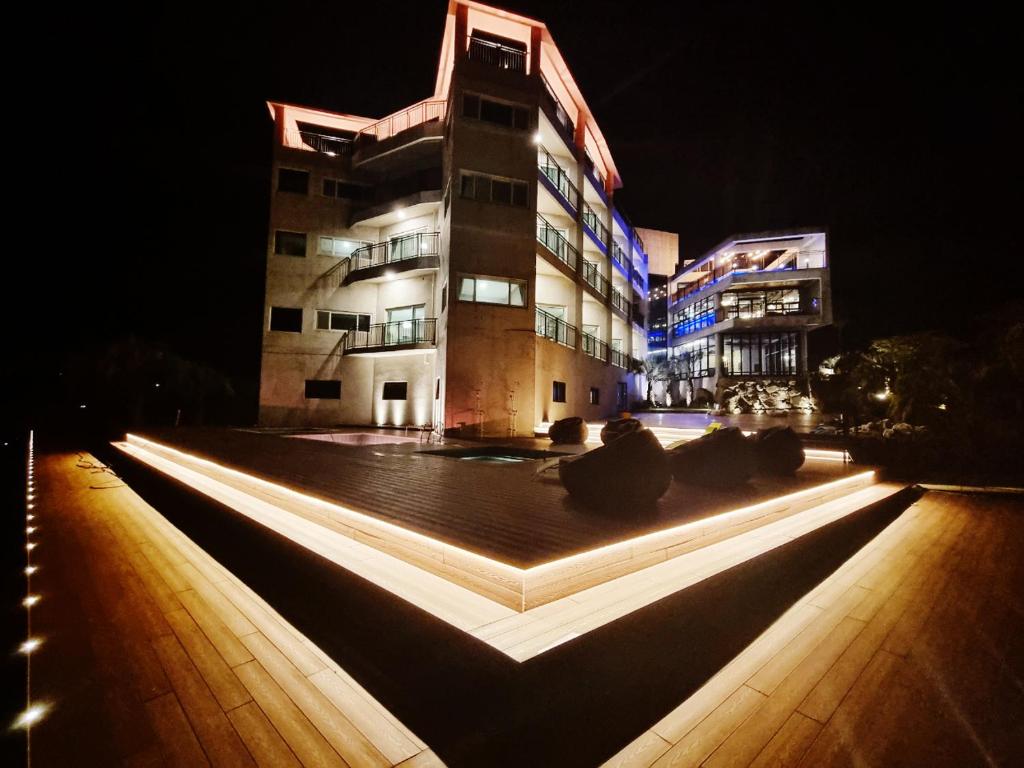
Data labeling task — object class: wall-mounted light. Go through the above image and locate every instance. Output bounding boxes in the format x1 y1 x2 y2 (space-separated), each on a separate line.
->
13 703 49 729
22 595 40 608
19 638 42 654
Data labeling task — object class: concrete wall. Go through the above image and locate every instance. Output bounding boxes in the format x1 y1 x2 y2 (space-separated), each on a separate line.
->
534 339 631 423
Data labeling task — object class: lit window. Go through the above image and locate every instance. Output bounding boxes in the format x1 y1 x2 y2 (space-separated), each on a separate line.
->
589 387 600 405
318 236 364 258
315 310 370 332
457 275 527 306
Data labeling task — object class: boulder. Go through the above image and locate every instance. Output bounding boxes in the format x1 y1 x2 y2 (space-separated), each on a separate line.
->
751 426 806 475
668 427 756 486
559 428 671 509
548 417 588 445
692 388 715 408
600 417 644 444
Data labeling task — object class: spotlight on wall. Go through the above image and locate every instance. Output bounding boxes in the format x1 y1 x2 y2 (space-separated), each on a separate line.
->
532 131 542 145
384 271 396 281
13 702 49 729
396 209 406 220
19 638 43 654
22 595 40 608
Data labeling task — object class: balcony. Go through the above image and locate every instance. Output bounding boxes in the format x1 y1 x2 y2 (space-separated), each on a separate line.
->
536 308 576 349
582 260 610 299
718 300 805 322
583 150 607 194
343 319 437 355
352 99 446 169
582 202 609 251
537 214 578 272
341 232 440 285
671 250 827 304
468 35 526 73
540 73 576 147
610 348 630 369
611 287 629 316
611 242 631 276
538 148 579 213
582 332 608 363
293 130 353 157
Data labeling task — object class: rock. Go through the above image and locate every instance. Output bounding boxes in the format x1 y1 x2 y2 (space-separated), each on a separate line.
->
549 417 588 445
692 388 715 408
600 417 644 444
559 429 671 508
667 427 756 486
751 426 806 475
892 422 914 436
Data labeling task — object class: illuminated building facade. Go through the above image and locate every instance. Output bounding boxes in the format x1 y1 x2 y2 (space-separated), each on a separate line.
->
259 0 659 432
666 229 831 405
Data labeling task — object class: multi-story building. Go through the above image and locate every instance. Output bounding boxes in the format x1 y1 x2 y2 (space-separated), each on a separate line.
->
666 229 831 407
637 228 679 364
259 0 657 434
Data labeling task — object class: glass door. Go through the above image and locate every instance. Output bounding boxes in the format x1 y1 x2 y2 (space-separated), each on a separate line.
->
386 304 425 345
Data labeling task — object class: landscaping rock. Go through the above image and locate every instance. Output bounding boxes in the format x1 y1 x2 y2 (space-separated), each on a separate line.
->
751 426 806 475
559 428 671 508
600 417 644 444
668 427 756 486
548 417 588 445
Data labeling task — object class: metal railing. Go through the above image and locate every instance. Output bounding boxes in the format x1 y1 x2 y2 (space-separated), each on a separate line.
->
611 242 631 274
611 286 629 314
345 232 440 279
583 150 606 191
610 348 629 369
582 202 609 248
538 148 579 211
582 332 608 362
344 318 437 352
356 99 446 143
582 260 610 298
718 300 805 321
671 250 827 303
631 267 646 292
535 308 576 348
468 36 526 73
292 130 353 156
536 214 578 271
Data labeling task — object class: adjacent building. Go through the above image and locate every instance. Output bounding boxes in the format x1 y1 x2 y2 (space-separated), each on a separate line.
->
666 229 831 409
638 227 679 365
259 0 658 434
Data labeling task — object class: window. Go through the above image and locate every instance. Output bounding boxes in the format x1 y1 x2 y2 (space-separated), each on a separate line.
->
552 381 566 403
462 93 530 130
278 168 309 194
315 310 370 332
722 333 799 376
305 380 340 399
274 231 307 257
616 382 628 410
382 381 408 400
589 387 600 405
675 337 715 377
459 171 529 207
322 178 369 200
441 283 448 313
318 236 364 258
269 307 302 333
457 275 527 307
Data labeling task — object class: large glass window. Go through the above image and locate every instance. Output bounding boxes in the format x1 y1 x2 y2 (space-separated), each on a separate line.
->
673 296 715 337
277 168 309 194
274 231 307 257
460 171 529 207
315 310 370 332
458 275 527 307
722 333 799 376
675 336 715 376
318 236 364 258
463 93 530 130
720 288 804 319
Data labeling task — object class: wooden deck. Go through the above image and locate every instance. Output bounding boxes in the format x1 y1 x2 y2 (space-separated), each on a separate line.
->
602 490 1024 767
29 452 442 767
132 427 860 567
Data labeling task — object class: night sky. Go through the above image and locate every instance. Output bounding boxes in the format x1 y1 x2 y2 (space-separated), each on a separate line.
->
13 0 1018 423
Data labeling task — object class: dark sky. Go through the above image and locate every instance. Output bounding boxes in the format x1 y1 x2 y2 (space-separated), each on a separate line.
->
16 0 1019 401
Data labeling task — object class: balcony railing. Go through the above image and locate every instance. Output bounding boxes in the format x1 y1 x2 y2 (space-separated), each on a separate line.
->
582 332 608 362
717 300 806 322
671 250 827 304
538 147 579 212
583 150 606 192
631 267 646 292
582 260 610 298
345 232 440 279
540 73 575 144
355 99 446 143
611 242 631 274
610 348 629 369
672 312 716 339
343 318 437 352
611 286 629 314
582 202 609 248
536 308 576 348
537 214 578 271
468 36 526 73
293 130 353 156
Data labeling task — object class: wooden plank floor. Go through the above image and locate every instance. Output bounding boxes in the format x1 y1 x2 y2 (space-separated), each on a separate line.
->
602 491 1024 767
132 428 857 566
29 452 443 767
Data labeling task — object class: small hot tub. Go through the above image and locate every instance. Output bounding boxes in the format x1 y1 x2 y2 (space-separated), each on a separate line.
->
287 432 422 446
422 446 569 463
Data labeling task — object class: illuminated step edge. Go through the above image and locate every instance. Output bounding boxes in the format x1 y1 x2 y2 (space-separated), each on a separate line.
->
115 437 893 661
119 434 873 615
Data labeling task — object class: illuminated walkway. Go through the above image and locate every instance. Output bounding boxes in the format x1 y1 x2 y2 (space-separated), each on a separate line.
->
27 452 442 767
603 491 1024 767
